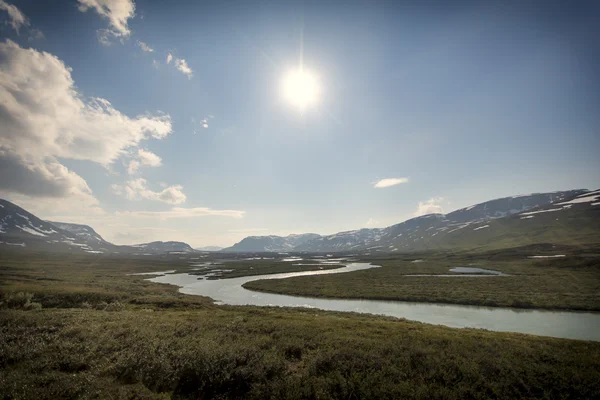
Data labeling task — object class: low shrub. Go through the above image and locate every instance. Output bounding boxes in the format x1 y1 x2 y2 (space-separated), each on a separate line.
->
105 302 124 312
80 302 92 309
23 301 42 311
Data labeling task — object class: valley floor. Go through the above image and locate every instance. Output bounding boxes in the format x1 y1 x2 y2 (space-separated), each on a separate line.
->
1 249 600 399
244 245 600 311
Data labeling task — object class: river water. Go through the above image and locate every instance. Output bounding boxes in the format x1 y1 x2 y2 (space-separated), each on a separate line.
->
145 263 600 341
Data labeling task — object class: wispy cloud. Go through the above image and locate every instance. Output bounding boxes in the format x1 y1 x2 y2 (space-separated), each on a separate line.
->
117 207 246 219
414 197 445 216
28 28 44 40
174 58 193 78
374 177 409 188
136 40 153 52
364 218 380 227
0 0 27 33
127 148 161 174
137 148 161 166
1 0 43 39
111 178 186 204
166 52 193 78
77 0 135 44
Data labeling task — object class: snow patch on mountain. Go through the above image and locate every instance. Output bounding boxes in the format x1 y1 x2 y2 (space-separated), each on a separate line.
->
556 192 600 205
521 208 563 215
17 226 47 236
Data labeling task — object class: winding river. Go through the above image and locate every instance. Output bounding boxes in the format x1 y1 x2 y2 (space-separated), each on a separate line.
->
145 263 600 341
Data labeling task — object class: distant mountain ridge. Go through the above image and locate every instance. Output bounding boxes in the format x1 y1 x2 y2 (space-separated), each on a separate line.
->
2 189 598 254
222 233 321 252
0 199 197 255
195 246 223 252
225 189 596 253
47 221 109 245
0 200 113 253
295 189 590 252
132 241 195 253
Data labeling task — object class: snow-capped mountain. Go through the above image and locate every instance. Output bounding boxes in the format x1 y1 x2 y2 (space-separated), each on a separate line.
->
444 190 586 223
47 221 109 245
132 241 196 254
294 229 385 252
291 189 593 253
222 233 321 252
2 189 597 255
0 199 198 255
0 199 108 253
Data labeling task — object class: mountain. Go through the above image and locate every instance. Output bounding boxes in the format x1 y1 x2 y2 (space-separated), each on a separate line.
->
407 189 600 252
442 191 586 223
222 233 321 252
3 189 598 255
0 199 110 253
131 241 196 254
195 246 223 252
293 228 385 253
0 199 197 255
47 221 110 246
293 189 596 253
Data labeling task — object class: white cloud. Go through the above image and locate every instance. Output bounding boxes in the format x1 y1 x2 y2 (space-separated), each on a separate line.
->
112 178 186 204
374 177 409 188
0 40 172 206
0 149 98 207
364 218 380 227
152 59 159 68
117 207 246 219
127 160 141 175
137 148 161 166
127 149 161 175
96 29 117 46
0 0 27 33
174 58 193 79
28 28 44 41
77 0 135 44
136 40 153 52
165 52 192 78
414 197 445 216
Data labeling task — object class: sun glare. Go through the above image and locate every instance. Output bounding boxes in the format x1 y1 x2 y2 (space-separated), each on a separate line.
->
281 68 320 112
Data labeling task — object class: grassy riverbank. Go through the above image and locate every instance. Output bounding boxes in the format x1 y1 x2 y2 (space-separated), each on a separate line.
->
245 245 600 311
1 250 600 399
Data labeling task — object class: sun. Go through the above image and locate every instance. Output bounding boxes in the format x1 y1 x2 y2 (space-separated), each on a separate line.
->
281 68 320 112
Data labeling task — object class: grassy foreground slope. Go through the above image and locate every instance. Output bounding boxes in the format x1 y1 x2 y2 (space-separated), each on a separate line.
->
3 306 600 399
245 244 600 311
1 251 600 399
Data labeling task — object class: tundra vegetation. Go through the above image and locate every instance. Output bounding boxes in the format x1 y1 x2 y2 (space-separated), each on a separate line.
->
1 249 600 399
245 244 600 311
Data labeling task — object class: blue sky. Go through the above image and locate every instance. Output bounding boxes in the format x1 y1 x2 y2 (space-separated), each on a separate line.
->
0 0 599 247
